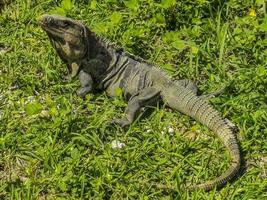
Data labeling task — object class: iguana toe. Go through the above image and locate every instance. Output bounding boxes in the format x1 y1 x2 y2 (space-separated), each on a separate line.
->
77 87 90 97
110 118 131 128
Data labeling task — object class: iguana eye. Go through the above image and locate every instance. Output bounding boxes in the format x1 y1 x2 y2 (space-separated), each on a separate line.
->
62 21 70 27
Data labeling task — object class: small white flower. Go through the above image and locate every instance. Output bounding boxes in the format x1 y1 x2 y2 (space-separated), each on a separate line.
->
9 85 19 90
40 110 49 118
40 96 45 103
168 127 175 135
56 104 61 109
196 129 201 134
27 96 35 103
111 140 126 149
145 126 152 133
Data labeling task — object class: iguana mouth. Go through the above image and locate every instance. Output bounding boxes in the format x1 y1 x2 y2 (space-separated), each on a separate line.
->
39 15 68 39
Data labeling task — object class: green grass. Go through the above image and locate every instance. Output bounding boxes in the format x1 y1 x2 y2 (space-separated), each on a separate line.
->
0 0 267 199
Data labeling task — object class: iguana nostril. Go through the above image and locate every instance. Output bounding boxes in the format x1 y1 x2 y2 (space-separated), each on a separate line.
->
48 17 52 23
44 16 53 24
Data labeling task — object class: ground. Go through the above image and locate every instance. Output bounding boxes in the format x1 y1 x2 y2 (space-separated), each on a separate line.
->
0 0 266 199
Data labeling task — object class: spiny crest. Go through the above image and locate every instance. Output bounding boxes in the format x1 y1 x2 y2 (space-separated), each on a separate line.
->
94 34 174 80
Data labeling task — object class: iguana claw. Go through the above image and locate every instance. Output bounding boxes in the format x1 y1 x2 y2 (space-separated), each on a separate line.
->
77 87 91 98
110 118 131 128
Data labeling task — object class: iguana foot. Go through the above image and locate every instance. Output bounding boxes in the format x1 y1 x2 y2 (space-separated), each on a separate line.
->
176 80 228 100
110 118 131 128
77 87 91 98
77 70 93 98
199 85 227 100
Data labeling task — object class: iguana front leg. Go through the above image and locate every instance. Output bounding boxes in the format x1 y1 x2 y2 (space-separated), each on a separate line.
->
77 70 93 97
112 87 161 127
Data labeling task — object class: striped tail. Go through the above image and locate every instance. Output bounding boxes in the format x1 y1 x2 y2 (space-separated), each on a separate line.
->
162 86 241 191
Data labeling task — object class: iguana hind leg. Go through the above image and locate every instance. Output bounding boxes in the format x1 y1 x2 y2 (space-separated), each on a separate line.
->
199 85 227 100
176 79 226 100
112 87 161 127
176 79 198 94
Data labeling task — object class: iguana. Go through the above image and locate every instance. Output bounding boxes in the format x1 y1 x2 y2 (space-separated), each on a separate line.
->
39 15 241 191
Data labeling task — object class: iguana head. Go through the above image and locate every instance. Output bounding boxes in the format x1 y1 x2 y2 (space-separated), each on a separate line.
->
39 15 89 76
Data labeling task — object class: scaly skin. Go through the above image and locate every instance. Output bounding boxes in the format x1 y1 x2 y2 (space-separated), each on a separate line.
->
39 15 241 191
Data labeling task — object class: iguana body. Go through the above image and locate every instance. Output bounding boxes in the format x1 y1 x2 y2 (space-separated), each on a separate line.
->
39 15 241 191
